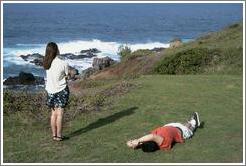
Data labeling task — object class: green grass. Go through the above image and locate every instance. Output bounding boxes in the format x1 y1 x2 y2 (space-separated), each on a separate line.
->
154 22 243 75
3 74 243 163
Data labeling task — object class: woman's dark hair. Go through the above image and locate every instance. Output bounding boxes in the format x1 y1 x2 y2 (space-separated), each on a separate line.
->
136 141 160 152
43 42 59 70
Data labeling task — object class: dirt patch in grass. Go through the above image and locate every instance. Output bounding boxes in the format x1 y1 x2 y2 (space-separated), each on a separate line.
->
90 54 163 80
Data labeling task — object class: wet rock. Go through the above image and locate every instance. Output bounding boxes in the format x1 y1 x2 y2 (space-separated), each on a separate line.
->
59 53 96 60
92 56 116 70
30 58 43 66
20 48 101 67
81 57 116 79
59 48 100 60
4 72 45 85
170 38 182 48
80 48 101 54
20 53 44 66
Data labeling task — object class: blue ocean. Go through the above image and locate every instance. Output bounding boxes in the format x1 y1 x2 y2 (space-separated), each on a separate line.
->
3 3 243 79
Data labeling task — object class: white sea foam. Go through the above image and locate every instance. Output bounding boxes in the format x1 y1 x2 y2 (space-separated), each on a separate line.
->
4 39 170 73
58 39 120 55
16 43 44 47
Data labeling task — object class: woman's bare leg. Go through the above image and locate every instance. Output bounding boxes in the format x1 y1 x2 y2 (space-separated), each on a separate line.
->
127 134 163 148
50 108 57 138
56 107 64 138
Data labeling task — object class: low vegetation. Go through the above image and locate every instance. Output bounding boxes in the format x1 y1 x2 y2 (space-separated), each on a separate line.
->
105 22 243 80
118 44 131 59
154 48 218 74
3 22 243 163
154 22 243 75
3 79 137 123
3 75 243 162
118 44 155 61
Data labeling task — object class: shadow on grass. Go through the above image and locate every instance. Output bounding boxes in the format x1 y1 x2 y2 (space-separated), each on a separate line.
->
200 121 205 128
189 121 205 139
67 106 138 138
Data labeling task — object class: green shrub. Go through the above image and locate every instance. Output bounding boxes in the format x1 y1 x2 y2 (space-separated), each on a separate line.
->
128 49 154 60
216 46 243 74
118 45 131 59
3 91 50 123
3 91 46 113
154 48 220 74
118 44 156 60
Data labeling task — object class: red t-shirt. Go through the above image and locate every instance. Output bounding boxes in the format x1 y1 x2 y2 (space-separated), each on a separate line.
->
151 126 184 150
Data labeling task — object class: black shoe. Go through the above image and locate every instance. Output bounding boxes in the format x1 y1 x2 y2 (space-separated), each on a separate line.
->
55 136 70 141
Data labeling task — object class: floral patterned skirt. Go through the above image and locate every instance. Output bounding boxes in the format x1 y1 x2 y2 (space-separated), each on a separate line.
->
46 86 69 109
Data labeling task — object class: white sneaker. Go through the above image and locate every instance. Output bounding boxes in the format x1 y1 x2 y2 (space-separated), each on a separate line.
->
188 112 201 128
193 112 200 127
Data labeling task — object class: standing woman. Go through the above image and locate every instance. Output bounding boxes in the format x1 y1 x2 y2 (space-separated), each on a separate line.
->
43 42 70 141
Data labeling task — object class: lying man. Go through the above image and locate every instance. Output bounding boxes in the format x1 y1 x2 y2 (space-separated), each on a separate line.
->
126 112 201 152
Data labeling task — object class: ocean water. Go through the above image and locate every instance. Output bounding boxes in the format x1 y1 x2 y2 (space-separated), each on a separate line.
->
3 3 243 79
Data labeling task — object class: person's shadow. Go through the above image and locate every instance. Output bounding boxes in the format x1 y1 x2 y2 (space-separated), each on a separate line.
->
67 106 138 138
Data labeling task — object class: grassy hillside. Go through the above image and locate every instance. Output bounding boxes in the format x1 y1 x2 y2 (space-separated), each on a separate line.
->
92 22 243 79
154 23 243 75
3 22 243 163
3 75 243 163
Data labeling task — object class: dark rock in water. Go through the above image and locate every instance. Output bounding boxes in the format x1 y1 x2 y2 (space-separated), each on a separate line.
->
20 49 101 68
80 48 101 54
150 47 166 52
19 72 35 83
30 58 43 66
92 56 116 70
4 72 45 85
76 53 96 59
20 50 99 67
59 53 77 60
18 49 103 81
59 52 96 60
20 53 43 61
59 48 100 60
20 55 28 61
20 53 44 66
19 53 80 81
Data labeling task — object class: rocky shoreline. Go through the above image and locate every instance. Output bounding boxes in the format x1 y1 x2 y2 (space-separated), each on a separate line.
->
20 48 101 66
4 41 179 89
4 48 118 89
